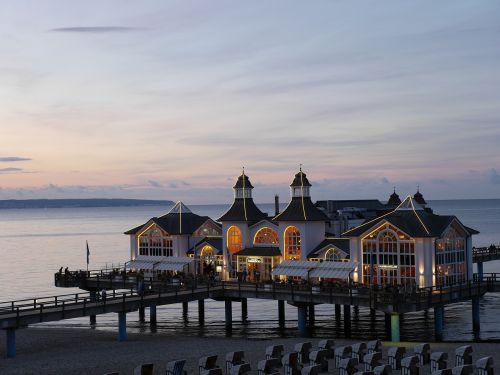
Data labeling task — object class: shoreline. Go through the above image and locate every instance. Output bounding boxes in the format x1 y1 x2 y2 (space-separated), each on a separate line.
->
2 327 500 374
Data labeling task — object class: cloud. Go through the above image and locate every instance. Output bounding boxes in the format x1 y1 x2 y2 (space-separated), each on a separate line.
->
488 168 500 184
0 167 23 173
0 157 31 162
148 180 163 188
48 26 145 33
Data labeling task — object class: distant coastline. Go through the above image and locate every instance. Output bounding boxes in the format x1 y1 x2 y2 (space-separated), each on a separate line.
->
0 198 175 209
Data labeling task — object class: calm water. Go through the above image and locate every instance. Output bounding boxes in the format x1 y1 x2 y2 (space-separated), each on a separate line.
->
0 200 499 342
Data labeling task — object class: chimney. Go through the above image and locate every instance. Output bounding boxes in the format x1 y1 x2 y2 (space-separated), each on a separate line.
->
274 194 280 216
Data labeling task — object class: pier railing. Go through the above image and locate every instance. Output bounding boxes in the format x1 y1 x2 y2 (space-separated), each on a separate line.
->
472 245 500 262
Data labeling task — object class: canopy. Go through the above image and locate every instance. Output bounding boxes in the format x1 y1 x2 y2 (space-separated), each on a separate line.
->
154 257 193 271
126 256 193 272
126 259 157 270
271 260 357 280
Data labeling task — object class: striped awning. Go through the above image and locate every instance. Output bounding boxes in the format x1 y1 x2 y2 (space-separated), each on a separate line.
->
126 259 157 270
154 257 193 271
272 260 357 280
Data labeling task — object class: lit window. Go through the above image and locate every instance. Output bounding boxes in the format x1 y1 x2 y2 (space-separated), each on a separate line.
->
254 227 279 246
325 248 342 261
227 226 243 254
284 226 301 260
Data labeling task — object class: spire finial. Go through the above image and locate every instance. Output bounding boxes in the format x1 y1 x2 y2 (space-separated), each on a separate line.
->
417 185 420 192
299 163 302 172
242 166 245 176
393 186 396 194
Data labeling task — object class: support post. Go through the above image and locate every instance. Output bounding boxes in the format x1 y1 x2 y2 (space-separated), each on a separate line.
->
434 305 444 341
198 299 205 325
150 304 157 325
139 306 145 322
6 328 16 358
390 313 400 342
118 311 127 342
225 300 232 332
477 262 484 282
335 304 341 323
343 305 351 338
89 291 97 325
472 297 480 333
308 304 315 327
241 298 248 321
182 301 188 317
278 300 285 329
297 305 308 337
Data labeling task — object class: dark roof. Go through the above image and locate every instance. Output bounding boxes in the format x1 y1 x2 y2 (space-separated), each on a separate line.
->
316 199 385 212
233 173 253 189
125 213 212 236
188 237 223 255
387 190 402 207
273 197 329 222
234 247 282 257
343 206 478 238
290 170 312 187
308 238 351 258
414 190 427 205
217 198 268 223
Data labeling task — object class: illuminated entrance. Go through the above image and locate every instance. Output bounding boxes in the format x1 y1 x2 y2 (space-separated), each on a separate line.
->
235 248 282 282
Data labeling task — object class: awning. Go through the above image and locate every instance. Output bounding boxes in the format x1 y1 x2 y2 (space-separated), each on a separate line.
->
271 260 357 280
154 257 193 271
271 260 315 278
308 261 358 279
126 259 157 270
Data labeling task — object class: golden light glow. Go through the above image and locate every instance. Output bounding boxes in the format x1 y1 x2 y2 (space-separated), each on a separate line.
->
284 225 301 260
227 225 243 254
253 227 279 245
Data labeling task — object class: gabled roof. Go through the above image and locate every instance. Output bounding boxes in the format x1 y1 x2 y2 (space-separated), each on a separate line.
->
343 196 479 238
273 197 329 222
413 189 427 205
234 247 281 257
217 198 268 223
387 189 402 207
249 218 278 228
124 202 211 236
188 237 223 255
308 238 350 258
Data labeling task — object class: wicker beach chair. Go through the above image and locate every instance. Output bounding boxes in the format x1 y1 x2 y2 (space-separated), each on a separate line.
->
225 351 245 373
133 363 154 375
283 352 300 375
166 359 187 375
265 344 284 360
198 355 219 375
294 342 313 365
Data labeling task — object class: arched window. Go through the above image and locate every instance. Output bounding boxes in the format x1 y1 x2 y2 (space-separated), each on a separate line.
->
254 227 279 246
284 226 301 260
227 226 243 254
325 248 342 261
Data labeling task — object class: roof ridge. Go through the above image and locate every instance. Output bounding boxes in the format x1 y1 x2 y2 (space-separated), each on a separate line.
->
409 196 430 235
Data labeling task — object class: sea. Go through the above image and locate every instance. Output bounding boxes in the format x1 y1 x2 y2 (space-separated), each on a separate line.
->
0 200 499 342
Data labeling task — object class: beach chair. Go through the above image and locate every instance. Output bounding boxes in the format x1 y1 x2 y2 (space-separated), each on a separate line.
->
198 355 218 375
401 356 419 375
373 364 392 375
309 349 329 371
335 346 353 368
229 363 251 375
134 363 154 375
367 340 382 354
431 370 452 375
294 342 313 365
431 352 448 373
476 357 494 375
339 357 359 375
257 358 280 375
283 352 300 375
200 369 223 375
352 343 367 361
226 351 245 373
266 344 285 360
388 346 406 370
455 346 473 366
354 372 375 375
301 364 322 375
166 359 187 375
414 343 430 365
318 339 335 351
452 365 474 375
363 352 383 371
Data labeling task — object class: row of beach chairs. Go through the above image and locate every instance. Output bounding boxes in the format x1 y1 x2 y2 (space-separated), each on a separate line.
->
103 340 495 375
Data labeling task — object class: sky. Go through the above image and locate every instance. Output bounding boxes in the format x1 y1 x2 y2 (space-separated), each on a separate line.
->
0 0 499 203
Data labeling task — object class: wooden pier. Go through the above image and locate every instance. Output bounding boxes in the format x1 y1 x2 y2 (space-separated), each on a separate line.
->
2 272 500 358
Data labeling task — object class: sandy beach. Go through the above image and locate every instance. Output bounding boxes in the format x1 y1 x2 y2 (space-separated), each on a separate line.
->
1 327 500 375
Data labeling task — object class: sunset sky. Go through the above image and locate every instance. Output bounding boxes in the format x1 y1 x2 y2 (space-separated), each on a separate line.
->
1 1 499 203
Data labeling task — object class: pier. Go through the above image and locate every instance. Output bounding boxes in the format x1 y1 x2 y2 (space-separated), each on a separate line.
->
2 272 500 358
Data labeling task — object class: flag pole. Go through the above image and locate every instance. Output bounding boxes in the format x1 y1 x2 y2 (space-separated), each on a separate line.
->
86 241 90 273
